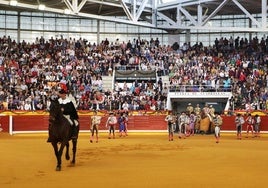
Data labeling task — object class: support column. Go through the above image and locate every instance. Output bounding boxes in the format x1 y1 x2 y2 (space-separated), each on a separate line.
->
17 12 21 42
249 19 252 41
262 0 267 28
185 29 191 44
97 20 100 44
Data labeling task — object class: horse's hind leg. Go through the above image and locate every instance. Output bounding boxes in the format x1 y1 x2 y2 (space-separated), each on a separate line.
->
65 142 70 160
71 139 78 164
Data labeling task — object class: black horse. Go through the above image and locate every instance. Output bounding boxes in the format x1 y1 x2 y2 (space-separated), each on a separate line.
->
48 99 79 171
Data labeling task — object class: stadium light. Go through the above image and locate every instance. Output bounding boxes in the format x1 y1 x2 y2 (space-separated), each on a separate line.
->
38 4 45 11
10 0 17 6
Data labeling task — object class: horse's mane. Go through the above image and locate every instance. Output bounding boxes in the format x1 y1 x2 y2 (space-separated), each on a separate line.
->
49 99 63 124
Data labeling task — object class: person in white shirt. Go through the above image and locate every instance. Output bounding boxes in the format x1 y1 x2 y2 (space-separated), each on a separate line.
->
235 113 245 140
254 114 261 137
178 112 187 138
90 110 102 143
213 112 223 143
122 101 129 111
150 103 156 111
106 112 117 139
24 101 32 111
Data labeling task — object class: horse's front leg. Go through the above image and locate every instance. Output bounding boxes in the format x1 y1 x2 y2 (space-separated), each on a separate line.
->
51 142 62 171
71 138 78 164
56 142 67 171
65 141 70 160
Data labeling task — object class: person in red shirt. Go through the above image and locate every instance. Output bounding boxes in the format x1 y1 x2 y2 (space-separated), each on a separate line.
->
245 113 254 138
239 71 246 82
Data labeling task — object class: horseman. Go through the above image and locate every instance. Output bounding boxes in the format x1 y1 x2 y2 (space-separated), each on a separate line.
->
47 83 79 142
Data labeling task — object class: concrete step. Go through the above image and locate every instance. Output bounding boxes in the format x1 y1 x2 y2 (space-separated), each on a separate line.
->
102 76 113 91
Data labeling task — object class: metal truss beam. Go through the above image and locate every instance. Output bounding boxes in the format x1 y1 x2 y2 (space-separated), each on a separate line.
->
231 0 261 28
203 0 230 26
0 0 268 32
121 0 134 21
156 0 268 32
135 0 148 22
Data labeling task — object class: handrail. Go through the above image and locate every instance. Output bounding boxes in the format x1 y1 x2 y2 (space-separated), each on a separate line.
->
168 84 232 92
114 65 139 70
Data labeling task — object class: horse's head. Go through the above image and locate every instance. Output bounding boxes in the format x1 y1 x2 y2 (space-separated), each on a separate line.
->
49 99 62 124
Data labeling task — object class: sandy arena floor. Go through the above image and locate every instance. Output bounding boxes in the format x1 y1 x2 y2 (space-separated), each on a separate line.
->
0 131 267 188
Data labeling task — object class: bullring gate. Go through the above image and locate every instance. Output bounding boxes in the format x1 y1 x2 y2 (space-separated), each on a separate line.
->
166 85 233 114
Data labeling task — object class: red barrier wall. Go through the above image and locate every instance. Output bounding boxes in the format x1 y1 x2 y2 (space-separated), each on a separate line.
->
221 116 266 131
0 114 267 133
0 115 9 132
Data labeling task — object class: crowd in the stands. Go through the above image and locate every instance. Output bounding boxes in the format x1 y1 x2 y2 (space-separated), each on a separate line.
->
0 34 267 112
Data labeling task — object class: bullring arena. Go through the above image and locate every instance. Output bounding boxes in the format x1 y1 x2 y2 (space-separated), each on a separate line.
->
0 111 268 188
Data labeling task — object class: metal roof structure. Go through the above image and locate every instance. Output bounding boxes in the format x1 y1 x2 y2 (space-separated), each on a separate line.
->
0 0 267 32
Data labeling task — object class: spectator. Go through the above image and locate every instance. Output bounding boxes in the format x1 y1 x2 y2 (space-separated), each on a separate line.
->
0 34 267 114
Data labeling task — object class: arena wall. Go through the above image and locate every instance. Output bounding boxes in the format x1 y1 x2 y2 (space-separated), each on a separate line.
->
0 111 267 134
